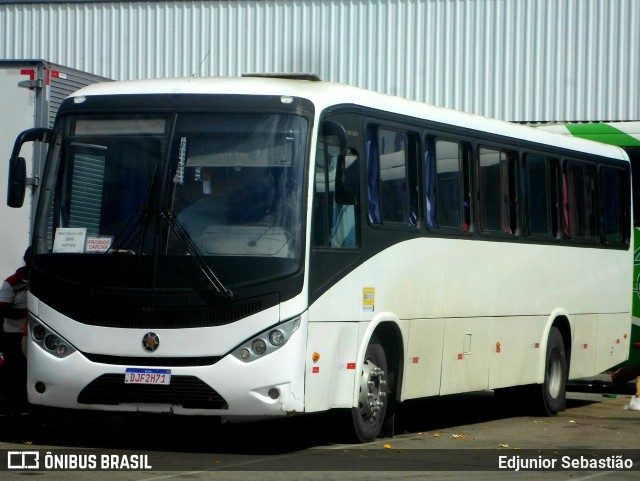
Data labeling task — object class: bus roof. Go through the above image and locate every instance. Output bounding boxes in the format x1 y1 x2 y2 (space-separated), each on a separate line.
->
70 76 629 162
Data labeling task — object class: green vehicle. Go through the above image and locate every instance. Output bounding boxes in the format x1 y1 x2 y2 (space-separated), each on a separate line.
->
540 122 640 369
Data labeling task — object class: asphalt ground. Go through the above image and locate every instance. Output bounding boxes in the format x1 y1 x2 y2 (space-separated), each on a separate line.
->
1 370 639 479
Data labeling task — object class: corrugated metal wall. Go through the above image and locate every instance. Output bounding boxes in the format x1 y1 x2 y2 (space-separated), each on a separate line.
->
1 0 638 122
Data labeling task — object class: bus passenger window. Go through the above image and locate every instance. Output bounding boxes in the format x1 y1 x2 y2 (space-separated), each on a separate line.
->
601 167 628 245
563 161 597 240
430 139 469 230
374 128 418 226
525 154 557 237
478 147 517 234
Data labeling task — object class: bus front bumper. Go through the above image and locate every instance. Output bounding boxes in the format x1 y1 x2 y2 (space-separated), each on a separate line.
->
26 324 307 417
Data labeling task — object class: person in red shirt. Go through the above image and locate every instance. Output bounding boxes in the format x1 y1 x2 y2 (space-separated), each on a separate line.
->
0 246 30 413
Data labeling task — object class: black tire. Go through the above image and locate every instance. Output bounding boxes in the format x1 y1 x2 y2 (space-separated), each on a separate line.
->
349 338 389 443
539 326 567 415
494 327 567 416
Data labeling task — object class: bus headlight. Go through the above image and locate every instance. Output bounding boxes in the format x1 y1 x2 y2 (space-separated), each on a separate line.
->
252 339 267 355
231 316 300 363
44 335 60 350
43 334 71 356
29 316 76 359
269 329 285 346
32 324 46 341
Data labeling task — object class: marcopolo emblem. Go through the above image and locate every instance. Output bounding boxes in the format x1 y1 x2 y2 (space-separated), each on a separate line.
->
142 332 160 352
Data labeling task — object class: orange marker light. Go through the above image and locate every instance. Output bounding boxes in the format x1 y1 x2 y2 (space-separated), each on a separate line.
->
312 352 320 363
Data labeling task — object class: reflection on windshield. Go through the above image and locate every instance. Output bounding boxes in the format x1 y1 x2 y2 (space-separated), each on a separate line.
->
171 113 305 258
35 112 307 283
172 164 298 257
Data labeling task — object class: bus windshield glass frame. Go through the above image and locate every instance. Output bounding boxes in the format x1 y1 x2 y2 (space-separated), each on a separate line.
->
33 109 310 289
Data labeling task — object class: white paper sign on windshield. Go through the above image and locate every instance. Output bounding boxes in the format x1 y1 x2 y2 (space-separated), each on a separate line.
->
52 228 87 253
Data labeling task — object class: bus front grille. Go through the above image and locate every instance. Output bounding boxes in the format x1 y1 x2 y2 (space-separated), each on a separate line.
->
46 293 279 329
77 374 228 410
82 353 223 367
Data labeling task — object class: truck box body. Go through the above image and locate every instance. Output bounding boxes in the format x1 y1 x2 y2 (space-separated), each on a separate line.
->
0 60 109 277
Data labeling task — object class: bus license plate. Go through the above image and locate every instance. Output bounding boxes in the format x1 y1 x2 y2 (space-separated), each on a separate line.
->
125 368 171 385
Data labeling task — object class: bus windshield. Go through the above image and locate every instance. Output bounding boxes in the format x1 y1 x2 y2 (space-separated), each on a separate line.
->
34 111 308 289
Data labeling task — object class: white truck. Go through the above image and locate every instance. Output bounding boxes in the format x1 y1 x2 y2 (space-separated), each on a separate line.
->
1 60 109 277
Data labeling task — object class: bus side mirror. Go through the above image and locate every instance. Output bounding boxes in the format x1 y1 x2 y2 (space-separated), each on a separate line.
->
7 127 52 208
321 120 347 155
7 156 27 207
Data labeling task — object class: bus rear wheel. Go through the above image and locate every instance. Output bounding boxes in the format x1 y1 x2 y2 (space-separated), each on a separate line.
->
494 326 567 416
539 326 567 415
350 338 389 443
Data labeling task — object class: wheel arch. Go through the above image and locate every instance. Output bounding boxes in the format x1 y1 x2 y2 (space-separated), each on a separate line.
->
552 315 572 373
369 320 405 402
354 317 404 439
355 314 405 401
538 312 572 383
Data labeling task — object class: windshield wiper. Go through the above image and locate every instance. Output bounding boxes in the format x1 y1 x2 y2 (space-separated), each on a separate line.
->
161 208 234 299
107 163 160 256
106 206 146 255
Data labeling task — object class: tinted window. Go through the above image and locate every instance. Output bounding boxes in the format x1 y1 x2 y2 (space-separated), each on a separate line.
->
601 166 628 245
479 147 517 234
563 161 597 240
525 154 559 237
369 126 418 226
433 140 470 230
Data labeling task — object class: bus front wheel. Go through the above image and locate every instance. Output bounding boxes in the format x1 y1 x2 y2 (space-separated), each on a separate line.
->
350 338 389 443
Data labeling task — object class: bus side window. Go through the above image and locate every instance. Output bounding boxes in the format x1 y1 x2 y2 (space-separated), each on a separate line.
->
371 127 419 226
312 136 359 249
478 147 517 235
330 153 358 247
427 138 470 231
600 166 629 246
563 161 597 241
524 154 559 238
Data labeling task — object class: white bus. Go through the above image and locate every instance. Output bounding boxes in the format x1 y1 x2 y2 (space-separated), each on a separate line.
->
8 76 632 442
